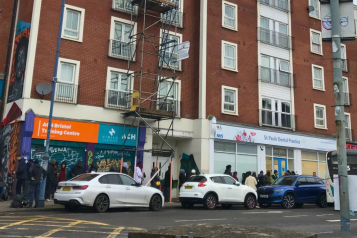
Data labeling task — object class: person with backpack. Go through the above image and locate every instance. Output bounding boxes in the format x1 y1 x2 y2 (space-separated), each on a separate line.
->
27 160 46 208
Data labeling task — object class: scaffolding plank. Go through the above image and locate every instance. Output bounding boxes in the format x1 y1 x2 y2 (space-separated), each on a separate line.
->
123 108 175 120
132 0 178 13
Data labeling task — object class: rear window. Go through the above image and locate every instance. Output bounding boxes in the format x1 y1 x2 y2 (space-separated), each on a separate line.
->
71 174 99 181
272 176 297 186
188 176 207 183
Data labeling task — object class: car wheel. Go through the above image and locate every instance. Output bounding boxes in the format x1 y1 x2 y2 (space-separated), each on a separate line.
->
295 203 304 208
65 204 78 212
317 194 327 208
222 204 233 209
149 194 162 211
244 194 256 209
259 203 271 208
282 194 295 209
204 194 217 210
94 194 110 213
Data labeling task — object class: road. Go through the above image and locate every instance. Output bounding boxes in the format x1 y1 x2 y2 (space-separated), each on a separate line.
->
0 204 356 238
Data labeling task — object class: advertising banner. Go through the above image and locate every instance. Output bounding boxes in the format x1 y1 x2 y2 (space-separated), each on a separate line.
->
97 124 137 146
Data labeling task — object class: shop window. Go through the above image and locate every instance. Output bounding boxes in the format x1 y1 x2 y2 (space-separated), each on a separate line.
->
214 141 236 153
214 153 235 175
302 150 326 178
319 163 326 179
266 157 272 173
288 159 294 172
302 160 318 176
266 147 272 156
236 144 257 154
288 149 294 158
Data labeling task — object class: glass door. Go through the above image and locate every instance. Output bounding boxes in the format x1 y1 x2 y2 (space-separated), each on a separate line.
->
273 158 288 177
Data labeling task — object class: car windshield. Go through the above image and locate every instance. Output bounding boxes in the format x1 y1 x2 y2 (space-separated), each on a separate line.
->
70 174 99 181
272 176 297 186
188 176 207 183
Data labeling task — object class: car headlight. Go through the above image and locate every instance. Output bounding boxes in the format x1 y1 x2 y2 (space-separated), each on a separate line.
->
275 189 284 193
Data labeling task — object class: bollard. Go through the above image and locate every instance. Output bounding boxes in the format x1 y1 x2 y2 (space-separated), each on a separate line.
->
188 232 194 238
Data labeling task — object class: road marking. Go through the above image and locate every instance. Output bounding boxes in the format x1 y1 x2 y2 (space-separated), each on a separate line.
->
243 211 288 214
37 220 82 237
0 217 45 230
106 226 125 238
316 214 334 217
327 219 357 222
175 218 227 223
283 215 308 218
317 231 333 234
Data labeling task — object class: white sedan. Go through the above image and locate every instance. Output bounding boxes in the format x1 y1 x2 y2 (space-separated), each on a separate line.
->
54 172 164 213
179 174 257 210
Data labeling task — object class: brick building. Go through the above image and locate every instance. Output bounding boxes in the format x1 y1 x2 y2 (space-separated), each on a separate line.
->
0 0 356 198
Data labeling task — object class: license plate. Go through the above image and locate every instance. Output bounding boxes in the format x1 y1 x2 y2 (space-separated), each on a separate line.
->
62 187 71 191
260 195 268 198
185 186 193 189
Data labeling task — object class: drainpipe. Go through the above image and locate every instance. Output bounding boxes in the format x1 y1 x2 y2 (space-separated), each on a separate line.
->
199 0 207 119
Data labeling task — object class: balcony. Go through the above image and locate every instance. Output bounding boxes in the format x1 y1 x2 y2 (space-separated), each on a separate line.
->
258 28 292 50
112 0 138 14
259 66 293 87
260 109 294 130
260 0 289 12
344 93 351 106
55 82 78 104
105 90 131 110
161 11 183 28
109 39 135 61
346 128 353 142
342 59 348 72
157 99 180 117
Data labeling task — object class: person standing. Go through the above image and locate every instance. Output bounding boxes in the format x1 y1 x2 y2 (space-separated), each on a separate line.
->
89 161 98 173
71 161 84 178
28 160 46 208
313 172 317 177
242 173 247 185
164 166 172 202
179 169 186 188
245 172 257 191
150 167 161 190
233 171 239 181
224 165 233 176
264 171 272 185
24 159 33 198
135 163 144 184
0 172 6 202
258 170 266 187
15 155 27 195
58 162 67 183
272 170 279 181
45 160 56 202
122 162 128 174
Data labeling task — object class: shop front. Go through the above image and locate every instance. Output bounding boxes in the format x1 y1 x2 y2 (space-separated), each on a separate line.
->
210 122 336 180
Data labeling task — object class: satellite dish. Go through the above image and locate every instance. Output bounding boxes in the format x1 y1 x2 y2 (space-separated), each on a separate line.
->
36 83 52 98
307 6 315 13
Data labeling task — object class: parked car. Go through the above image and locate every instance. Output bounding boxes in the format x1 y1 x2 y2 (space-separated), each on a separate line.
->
179 174 257 210
54 173 164 213
257 175 327 209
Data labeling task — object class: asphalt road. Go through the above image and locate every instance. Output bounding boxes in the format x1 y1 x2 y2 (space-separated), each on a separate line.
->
0 204 356 238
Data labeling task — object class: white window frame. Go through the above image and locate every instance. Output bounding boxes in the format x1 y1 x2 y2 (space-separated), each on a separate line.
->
221 85 238 116
161 0 184 28
157 78 181 117
56 58 80 103
314 103 327 129
159 30 183 71
310 29 323 55
309 0 320 19
261 98 292 129
62 5 85 42
221 40 238 72
222 1 238 31
342 76 349 93
112 0 138 15
109 16 137 61
311 64 325 91
345 112 352 141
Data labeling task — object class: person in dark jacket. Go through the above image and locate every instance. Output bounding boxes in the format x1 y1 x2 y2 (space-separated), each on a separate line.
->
24 159 33 197
0 172 6 202
179 169 186 188
45 160 56 201
150 167 161 190
224 165 233 176
242 173 247 185
122 162 128 174
15 155 27 195
89 161 98 173
164 166 173 202
258 170 266 187
28 160 46 208
71 161 84 178
272 170 279 181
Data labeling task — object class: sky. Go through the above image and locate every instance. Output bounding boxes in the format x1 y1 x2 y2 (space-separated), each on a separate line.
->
355 0 357 5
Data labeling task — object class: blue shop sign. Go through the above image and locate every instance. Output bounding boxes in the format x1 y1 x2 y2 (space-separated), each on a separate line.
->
98 124 137 146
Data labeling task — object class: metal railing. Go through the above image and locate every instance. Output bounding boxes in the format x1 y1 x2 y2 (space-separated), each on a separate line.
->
55 82 78 104
258 28 292 49
161 11 184 27
344 93 351 106
260 0 289 12
157 99 180 116
260 109 294 129
259 66 292 87
109 39 135 61
112 0 137 14
346 128 353 142
105 90 131 110
342 59 348 72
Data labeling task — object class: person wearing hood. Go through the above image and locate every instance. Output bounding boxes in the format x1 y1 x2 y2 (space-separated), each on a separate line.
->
89 161 98 173
45 160 56 202
264 171 272 185
28 160 46 208
224 165 233 176
179 169 186 188
71 161 84 178
15 155 27 195
150 167 161 190
233 171 239 181
258 170 266 187
122 162 128 174
58 161 67 183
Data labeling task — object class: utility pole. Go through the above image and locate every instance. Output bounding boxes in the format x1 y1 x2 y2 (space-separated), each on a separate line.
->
330 0 351 236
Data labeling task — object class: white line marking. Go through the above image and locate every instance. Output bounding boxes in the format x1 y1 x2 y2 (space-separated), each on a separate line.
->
175 218 227 223
284 215 308 218
243 211 288 214
317 214 335 217
317 231 333 234
327 219 357 222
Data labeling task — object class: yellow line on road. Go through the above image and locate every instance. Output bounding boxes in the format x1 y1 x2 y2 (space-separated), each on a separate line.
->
0 217 45 230
36 220 82 237
65 229 111 234
106 226 125 238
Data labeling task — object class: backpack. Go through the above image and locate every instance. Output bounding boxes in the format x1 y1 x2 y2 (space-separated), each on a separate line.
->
11 194 28 208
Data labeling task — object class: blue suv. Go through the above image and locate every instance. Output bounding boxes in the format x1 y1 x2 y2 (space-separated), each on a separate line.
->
257 175 327 209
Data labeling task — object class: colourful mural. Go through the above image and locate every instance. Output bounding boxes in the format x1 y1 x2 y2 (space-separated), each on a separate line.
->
94 150 135 177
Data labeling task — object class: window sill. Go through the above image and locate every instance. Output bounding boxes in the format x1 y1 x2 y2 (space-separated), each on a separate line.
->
309 15 321 20
108 55 136 62
222 66 238 72
222 111 238 116
222 25 238 32
311 51 323 56
62 36 83 43
163 65 182 72
313 87 326 92
315 126 328 130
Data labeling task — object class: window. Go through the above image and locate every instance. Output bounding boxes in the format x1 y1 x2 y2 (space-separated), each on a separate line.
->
104 175 121 185
188 176 207 183
71 174 98 181
273 176 298 186
260 55 291 87
62 5 85 42
162 0 183 27
341 44 348 72
259 18 290 49
345 113 352 141
105 67 133 109
222 41 238 71
119 174 136 186
160 31 182 70
261 98 292 129
296 177 307 186
309 0 320 19
302 151 326 178
312 65 324 90
222 176 236 185
211 177 224 184
343 77 350 105
265 147 295 174
222 1 238 31
314 104 327 129
158 79 181 116
222 86 238 116
56 58 80 104
310 29 322 55
109 17 136 60
113 0 137 14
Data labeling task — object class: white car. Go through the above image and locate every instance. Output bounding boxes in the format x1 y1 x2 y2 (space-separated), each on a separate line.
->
179 174 257 210
54 172 164 213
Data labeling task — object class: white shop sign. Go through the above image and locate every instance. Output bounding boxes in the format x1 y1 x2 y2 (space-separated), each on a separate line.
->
215 124 336 151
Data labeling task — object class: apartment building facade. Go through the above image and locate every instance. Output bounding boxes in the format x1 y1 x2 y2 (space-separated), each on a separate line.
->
0 0 356 197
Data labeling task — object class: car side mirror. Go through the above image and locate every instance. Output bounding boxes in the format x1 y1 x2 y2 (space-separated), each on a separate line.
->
235 181 240 186
133 183 141 187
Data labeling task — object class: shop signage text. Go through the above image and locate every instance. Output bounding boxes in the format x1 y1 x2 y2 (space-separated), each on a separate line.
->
98 124 137 146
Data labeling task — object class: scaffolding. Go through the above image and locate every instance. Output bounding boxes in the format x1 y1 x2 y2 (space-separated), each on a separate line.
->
114 0 182 196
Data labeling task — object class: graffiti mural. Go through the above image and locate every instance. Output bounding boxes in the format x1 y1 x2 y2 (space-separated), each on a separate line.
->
7 21 31 103
94 150 135 177
7 123 21 177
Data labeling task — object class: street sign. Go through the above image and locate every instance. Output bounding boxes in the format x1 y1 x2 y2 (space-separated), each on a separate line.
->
321 1 356 42
177 41 190 61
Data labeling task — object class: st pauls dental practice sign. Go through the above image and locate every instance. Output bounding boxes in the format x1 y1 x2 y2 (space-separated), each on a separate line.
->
215 124 336 151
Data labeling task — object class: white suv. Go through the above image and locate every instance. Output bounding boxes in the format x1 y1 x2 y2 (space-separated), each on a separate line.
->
179 174 257 210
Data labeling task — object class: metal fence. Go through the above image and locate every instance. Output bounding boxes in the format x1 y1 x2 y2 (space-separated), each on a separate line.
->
260 0 289 12
105 90 131 110
259 66 292 87
55 82 78 104
258 28 292 49
109 39 135 61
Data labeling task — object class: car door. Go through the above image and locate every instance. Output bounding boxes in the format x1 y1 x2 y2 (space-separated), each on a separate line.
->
209 176 227 202
294 177 308 202
119 174 146 206
222 176 245 203
306 177 319 201
99 174 126 207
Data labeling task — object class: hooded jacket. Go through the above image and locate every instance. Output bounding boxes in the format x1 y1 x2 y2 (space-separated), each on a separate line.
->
224 169 232 176
16 158 27 180
29 164 47 185
71 163 84 178
47 164 56 184
89 162 98 173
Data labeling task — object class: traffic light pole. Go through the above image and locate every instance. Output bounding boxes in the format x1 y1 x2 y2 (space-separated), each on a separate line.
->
330 0 351 237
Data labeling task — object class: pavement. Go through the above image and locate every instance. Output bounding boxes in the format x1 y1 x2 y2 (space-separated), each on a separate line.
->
0 202 356 238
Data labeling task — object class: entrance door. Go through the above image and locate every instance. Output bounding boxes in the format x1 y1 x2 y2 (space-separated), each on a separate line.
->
273 158 287 177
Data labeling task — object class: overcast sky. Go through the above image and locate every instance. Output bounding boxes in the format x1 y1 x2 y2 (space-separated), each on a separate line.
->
355 0 357 5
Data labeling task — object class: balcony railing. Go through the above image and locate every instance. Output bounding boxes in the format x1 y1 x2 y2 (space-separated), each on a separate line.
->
105 90 131 110
259 66 292 87
109 39 135 61
258 28 292 49
112 0 137 14
344 93 351 106
55 82 78 104
161 11 183 27
157 99 180 117
342 59 348 72
260 0 289 12
346 128 353 142
260 109 294 130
